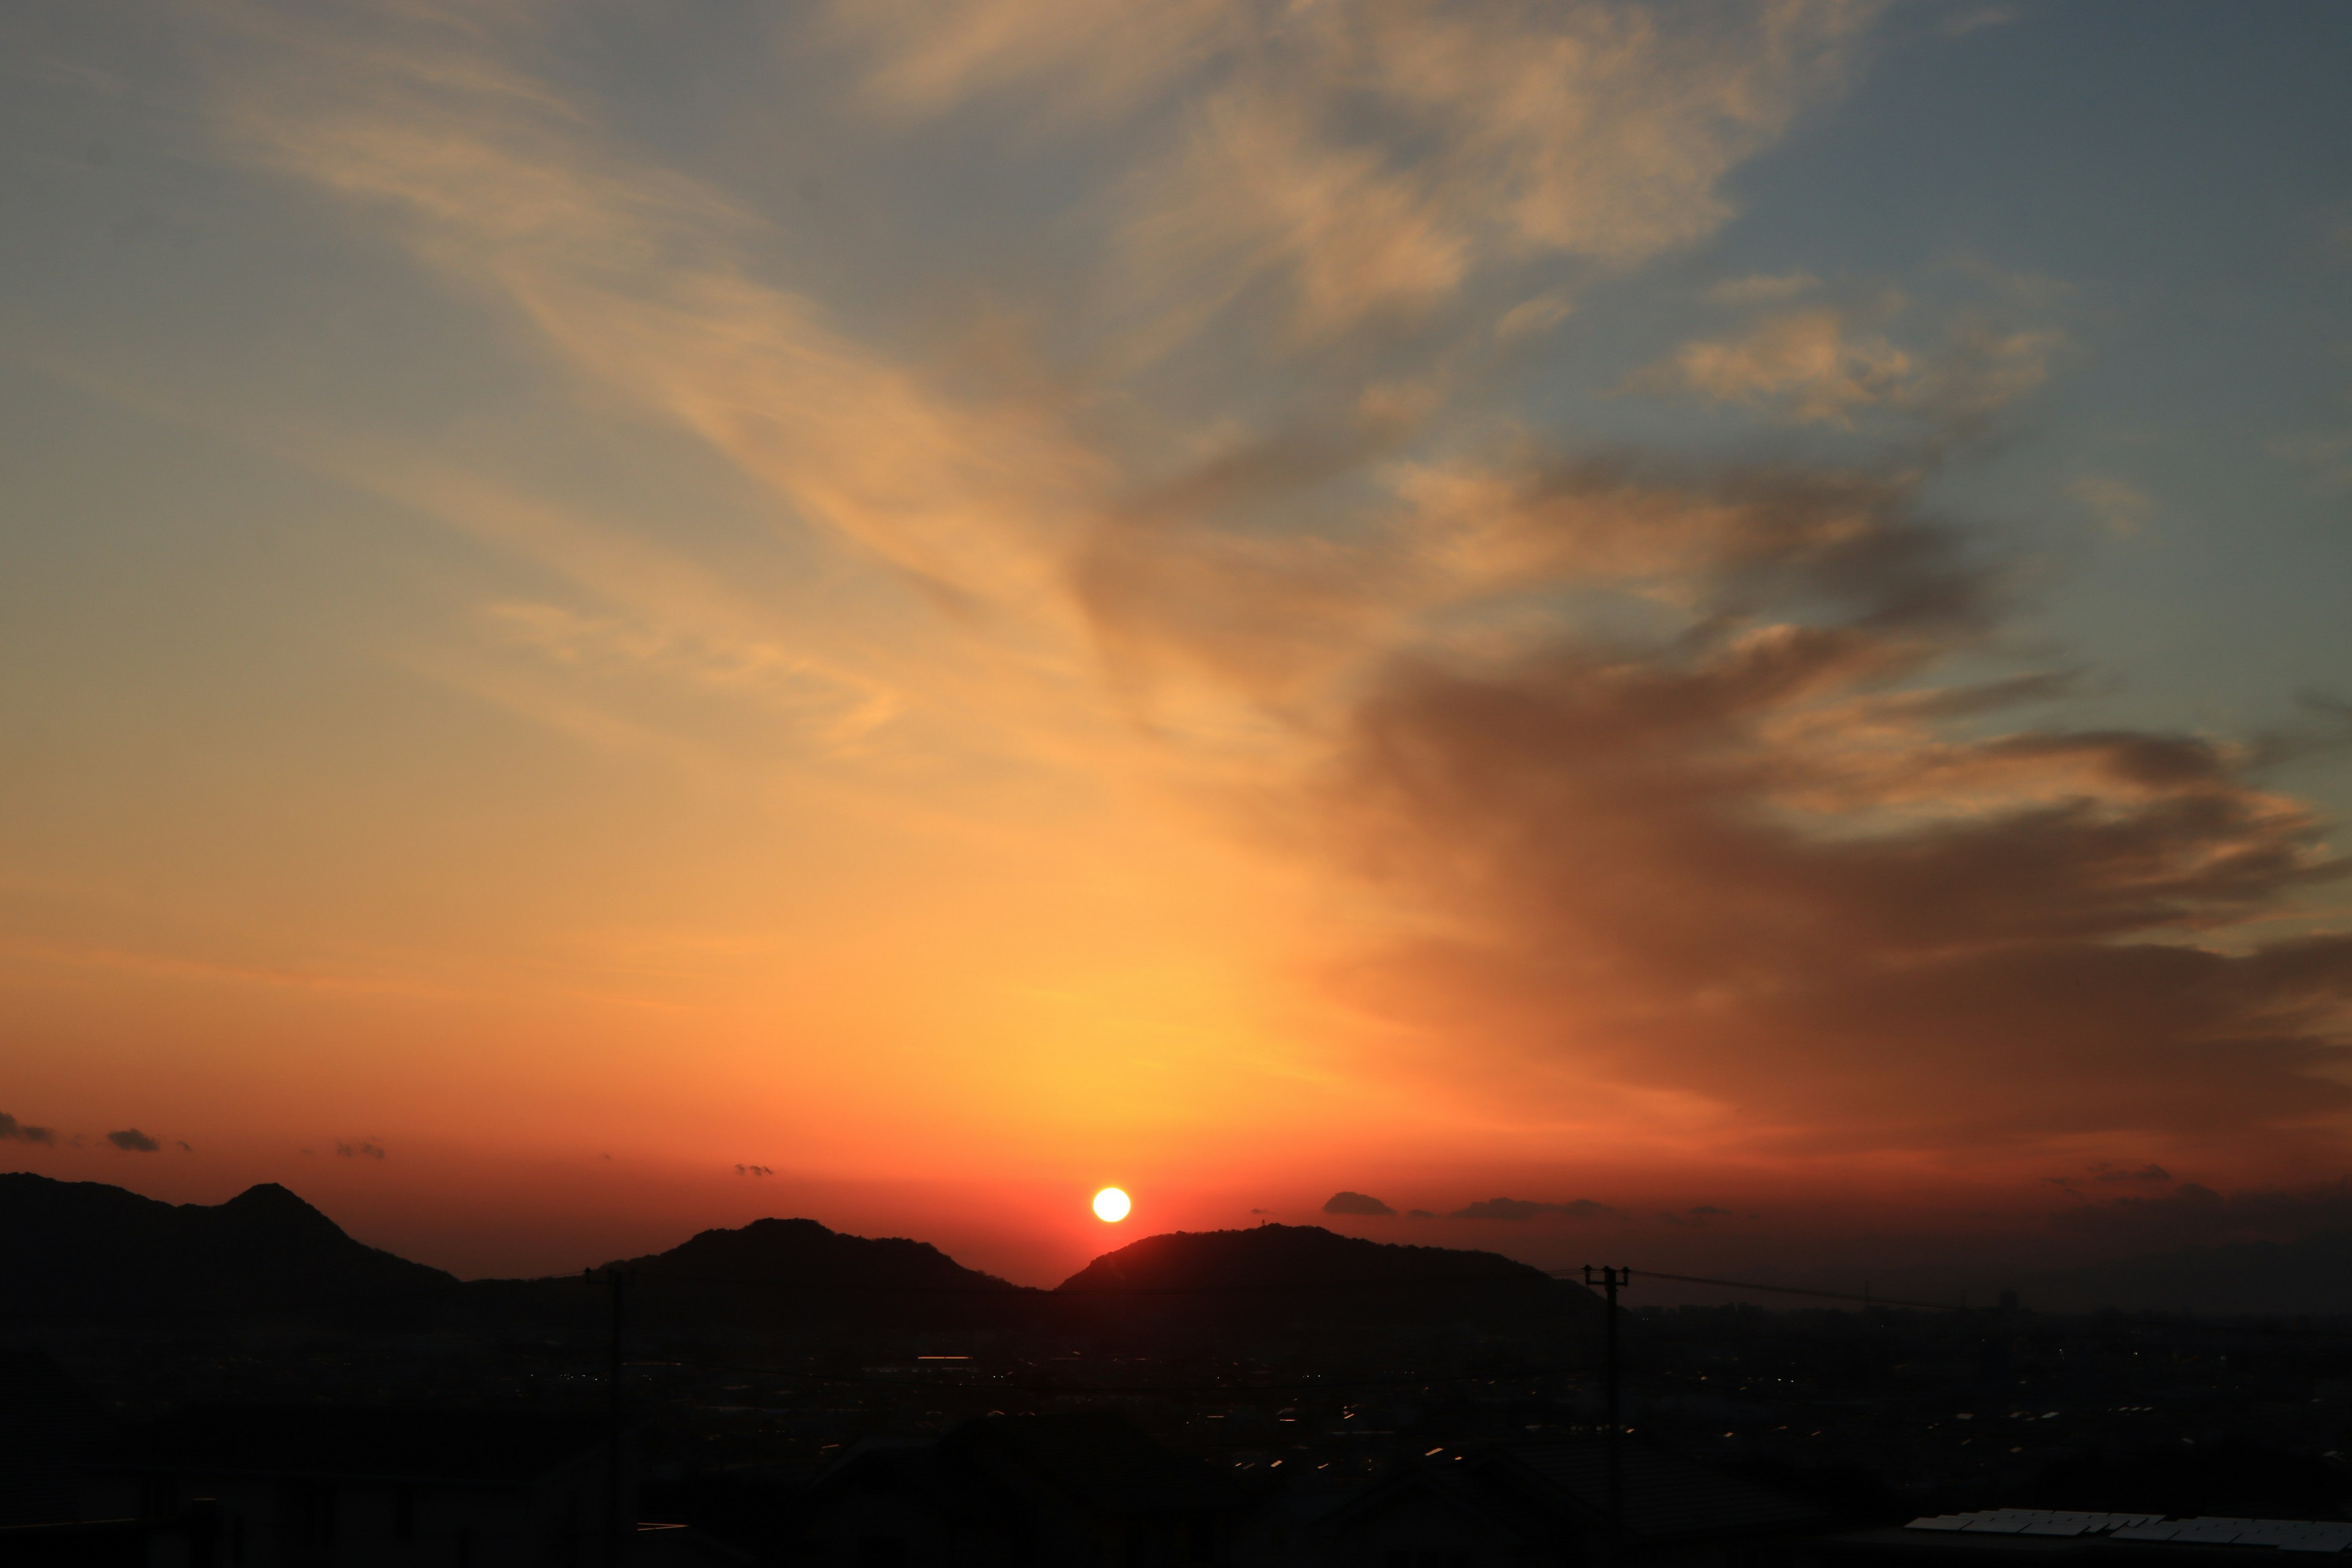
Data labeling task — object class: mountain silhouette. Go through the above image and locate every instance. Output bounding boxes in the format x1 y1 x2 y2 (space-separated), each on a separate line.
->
0 1174 454 1322
598 1216 1022 1295
591 1215 1031 1331
1055 1223 1606 1330
1 1178 1614 1343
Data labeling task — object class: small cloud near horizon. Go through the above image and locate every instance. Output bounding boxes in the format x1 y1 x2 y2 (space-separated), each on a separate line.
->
1943 5 2020 36
1323 1191 1398 1217
1406 1209 1436 1219
1450 1196 1623 1223
735 1163 773 1177
2049 1177 2352 1252
0 1114 56 1145
107 1128 161 1152
2047 1161 2174 1194
334 1139 386 1159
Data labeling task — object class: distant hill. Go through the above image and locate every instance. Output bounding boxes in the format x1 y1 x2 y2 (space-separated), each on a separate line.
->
598 1215 1022 1295
0 1174 454 1322
2018 1229 2352 1315
590 1215 1033 1331
1055 1223 1607 1330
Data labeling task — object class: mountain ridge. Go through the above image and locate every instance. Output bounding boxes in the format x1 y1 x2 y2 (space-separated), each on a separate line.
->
0 1172 454 1321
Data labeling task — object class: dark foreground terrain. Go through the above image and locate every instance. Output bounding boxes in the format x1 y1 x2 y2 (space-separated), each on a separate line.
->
9 1174 2352 1564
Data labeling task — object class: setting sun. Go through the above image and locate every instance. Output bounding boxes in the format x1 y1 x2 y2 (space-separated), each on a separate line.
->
1091 1187 1131 1223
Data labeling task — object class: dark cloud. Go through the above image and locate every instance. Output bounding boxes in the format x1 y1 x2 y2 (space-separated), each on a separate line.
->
1250 1207 1271 1214
2052 1161 2174 1193
2050 1178 2352 1253
734 1163 773 1177
1322 1190 1398 1216
334 1139 385 1159
1319 458 2352 1153
1406 1208 1436 1219
1690 1205 1733 1215
175 1140 193 1153
106 1128 160 1152
0 1113 56 1145
1449 1196 1623 1223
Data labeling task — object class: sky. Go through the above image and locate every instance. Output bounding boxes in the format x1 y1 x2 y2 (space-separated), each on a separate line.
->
4 0 2351 1289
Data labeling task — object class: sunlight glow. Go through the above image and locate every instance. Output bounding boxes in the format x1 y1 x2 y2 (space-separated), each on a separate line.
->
1092 1186 1131 1223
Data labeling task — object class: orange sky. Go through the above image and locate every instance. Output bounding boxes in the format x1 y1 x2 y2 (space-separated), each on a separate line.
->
6 0 2352 1284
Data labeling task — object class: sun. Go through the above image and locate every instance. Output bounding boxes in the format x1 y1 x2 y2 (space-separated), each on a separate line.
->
1091 1186 1131 1223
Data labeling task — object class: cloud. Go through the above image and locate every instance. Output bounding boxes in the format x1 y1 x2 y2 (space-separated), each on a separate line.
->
0 1114 56 1145
1709 273 1820 306
2050 1178 2352 1253
848 0 1879 339
1322 1190 1399 1216
2048 1160 2175 1193
178 0 2352 1182
2268 431 2352 495
1632 295 2062 428
1449 1196 1624 1222
1495 289 1576 342
107 1129 161 1152
734 1164 774 1177
208 1 1111 623
1406 1208 1436 1219
334 1139 386 1159
1942 6 2021 37
1321 451 2352 1153
2068 475 2154 539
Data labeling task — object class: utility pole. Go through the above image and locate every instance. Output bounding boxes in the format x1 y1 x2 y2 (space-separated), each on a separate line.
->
585 1268 627 1568
1584 1265 1631 1538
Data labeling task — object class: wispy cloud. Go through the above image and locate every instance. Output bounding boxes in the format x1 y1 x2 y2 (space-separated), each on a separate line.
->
1632 291 2063 429
1449 1196 1624 1222
0 1113 57 1145
2068 475 2154 538
164 0 2350 1178
845 0 1880 341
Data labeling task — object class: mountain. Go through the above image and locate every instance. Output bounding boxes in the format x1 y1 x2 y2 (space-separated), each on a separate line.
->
591 1215 1033 1330
0 1174 455 1322
1054 1223 1607 1330
599 1215 1023 1295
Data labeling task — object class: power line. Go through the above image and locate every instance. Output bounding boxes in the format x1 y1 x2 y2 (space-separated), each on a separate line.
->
1553 1268 1972 1313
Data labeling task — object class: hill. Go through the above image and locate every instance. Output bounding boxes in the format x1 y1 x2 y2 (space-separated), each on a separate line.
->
0 1174 454 1322
598 1215 1022 1295
1055 1223 1607 1331
589 1215 1033 1332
